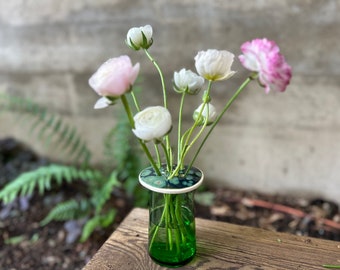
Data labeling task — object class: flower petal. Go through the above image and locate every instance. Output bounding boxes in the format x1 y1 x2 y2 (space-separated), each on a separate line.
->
94 97 113 109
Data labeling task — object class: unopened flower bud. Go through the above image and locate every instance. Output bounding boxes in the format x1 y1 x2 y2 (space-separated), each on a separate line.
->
126 25 153 50
193 103 217 126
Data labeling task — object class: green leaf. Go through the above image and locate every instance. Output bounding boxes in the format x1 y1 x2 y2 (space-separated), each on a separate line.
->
0 164 104 204
5 235 26 245
40 199 90 226
91 171 120 214
194 191 215 206
0 93 92 165
79 216 102 243
79 209 117 242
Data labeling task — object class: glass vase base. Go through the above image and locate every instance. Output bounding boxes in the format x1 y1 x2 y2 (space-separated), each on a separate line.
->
148 205 196 267
149 252 195 268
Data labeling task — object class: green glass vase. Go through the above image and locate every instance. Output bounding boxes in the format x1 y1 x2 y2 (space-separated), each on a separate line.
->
139 165 204 268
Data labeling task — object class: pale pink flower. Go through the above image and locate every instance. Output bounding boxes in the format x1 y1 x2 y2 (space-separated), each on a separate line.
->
89 56 140 107
238 38 292 93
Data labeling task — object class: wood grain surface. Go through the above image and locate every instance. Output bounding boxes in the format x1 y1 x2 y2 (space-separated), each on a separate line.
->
83 208 340 270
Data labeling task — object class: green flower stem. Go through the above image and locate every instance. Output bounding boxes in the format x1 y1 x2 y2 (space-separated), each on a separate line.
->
323 265 340 269
149 196 167 252
175 195 186 241
165 195 173 249
203 80 213 102
182 81 213 149
180 102 211 166
120 95 161 175
186 76 254 172
121 94 135 128
177 92 186 167
169 83 213 178
144 49 167 108
149 194 185 254
171 195 183 252
130 91 141 111
154 144 161 168
168 195 179 251
169 122 198 178
180 117 209 166
149 200 171 253
159 141 171 172
140 142 161 175
143 49 172 170
168 145 173 171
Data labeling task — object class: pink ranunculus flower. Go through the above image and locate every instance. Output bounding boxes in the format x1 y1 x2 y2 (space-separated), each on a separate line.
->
238 38 292 93
89 56 140 107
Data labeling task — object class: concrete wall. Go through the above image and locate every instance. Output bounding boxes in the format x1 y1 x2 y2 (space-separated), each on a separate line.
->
1 0 340 203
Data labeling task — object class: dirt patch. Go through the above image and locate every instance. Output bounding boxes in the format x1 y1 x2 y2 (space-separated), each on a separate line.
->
0 191 114 270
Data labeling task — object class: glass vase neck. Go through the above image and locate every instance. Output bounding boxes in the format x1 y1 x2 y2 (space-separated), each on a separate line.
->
139 165 204 194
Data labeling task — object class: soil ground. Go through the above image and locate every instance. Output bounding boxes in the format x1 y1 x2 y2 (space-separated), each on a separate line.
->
1 138 339 270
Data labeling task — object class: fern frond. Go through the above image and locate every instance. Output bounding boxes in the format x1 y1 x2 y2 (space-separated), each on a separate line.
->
122 150 143 194
0 164 104 204
103 111 131 170
40 199 91 226
90 171 120 214
79 209 116 242
0 93 91 165
102 108 146 205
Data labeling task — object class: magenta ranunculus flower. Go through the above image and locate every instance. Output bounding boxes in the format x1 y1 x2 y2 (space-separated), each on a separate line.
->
89 56 140 107
238 38 292 93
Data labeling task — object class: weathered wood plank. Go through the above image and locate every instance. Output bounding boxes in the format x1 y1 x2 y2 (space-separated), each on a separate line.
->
83 208 340 270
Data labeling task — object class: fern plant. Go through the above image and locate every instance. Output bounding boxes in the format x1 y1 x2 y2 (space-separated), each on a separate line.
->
0 93 143 242
103 110 147 206
0 165 103 204
0 93 91 166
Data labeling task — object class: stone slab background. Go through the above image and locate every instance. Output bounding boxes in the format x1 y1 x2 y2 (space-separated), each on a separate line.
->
1 0 340 203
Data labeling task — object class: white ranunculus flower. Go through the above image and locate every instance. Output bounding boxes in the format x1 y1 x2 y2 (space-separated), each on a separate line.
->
126 25 153 50
173 68 205 95
194 49 236 81
132 106 172 141
193 103 217 126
